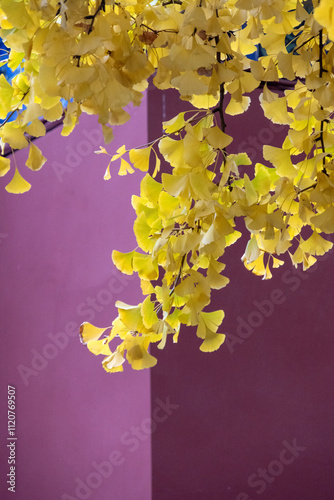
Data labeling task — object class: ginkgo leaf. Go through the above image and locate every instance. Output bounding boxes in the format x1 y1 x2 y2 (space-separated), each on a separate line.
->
86 338 111 356
118 158 134 176
152 151 161 178
0 156 10 177
102 125 114 145
26 120 46 138
141 296 159 329
314 0 334 41
124 335 157 370
259 93 292 125
225 95 251 116
134 211 155 252
102 349 126 373
311 206 334 234
112 250 134 275
199 329 226 352
162 173 192 198
116 302 143 331
205 126 233 150
0 74 14 119
263 145 297 178
171 71 208 96
196 310 225 352
1 123 28 149
159 136 184 168
158 191 180 219
25 143 47 171
244 174 258 205
129 146 152 172
79 322 110 344
133 252 159 280
163 112 186 134
301 231 333 255
189 94 219 109
277 52 295 81
207 263 230 289
104 160 112 181
5 168 31 194
140 174 162 204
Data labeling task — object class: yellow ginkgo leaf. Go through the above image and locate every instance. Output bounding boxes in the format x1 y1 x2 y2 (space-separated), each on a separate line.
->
118 158 134 176
116 301 144 331
129 146 152 172
140 174 162 203
225 95 251 116
134 211 155 252
163 112 186 134
104 160 112 180
126 341 157 370
133 252 159 280
314 0 334 41
141 296 159 329
0 156 10 177
79 322 111 344
102 125 114 145
196 310 225 352
301 231 333 255
0 74 14 119
205 126 233 150
259 93 292 125
86 338 111 356
189 94 219 109
25 143 47 171
263 145 297 178
102 349 125 373
112 250 134 275
26 119 46 138
1 123 28 150
310 206 334 234
171 71 208 96
5 168 31 194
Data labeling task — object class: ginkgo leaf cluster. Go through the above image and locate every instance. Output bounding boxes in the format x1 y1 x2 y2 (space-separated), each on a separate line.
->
1 0 334 372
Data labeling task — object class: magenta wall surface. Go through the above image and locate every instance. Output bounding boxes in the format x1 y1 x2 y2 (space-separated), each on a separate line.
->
149 87 334 500
2 83 334 500
0 98 152 500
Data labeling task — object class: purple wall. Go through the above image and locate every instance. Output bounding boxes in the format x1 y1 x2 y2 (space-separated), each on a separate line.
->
149 87 334 500
0 98 152 499
2 82 334 500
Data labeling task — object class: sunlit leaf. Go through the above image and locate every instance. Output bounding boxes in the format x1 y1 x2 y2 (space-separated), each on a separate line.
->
5 168 31 194
25 143 47 171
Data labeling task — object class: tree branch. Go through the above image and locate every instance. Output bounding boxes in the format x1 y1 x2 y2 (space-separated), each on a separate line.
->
86 0 105 34
318 29 327 172
292 34 317 54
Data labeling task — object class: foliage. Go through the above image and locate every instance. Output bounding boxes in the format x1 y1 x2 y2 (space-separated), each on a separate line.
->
1 0 334 372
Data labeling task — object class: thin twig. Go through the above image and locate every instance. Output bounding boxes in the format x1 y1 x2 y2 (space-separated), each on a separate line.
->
87 0 105 34
298 183 317 194
292 34 317 54
318 29 327 171
0 92 29 129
